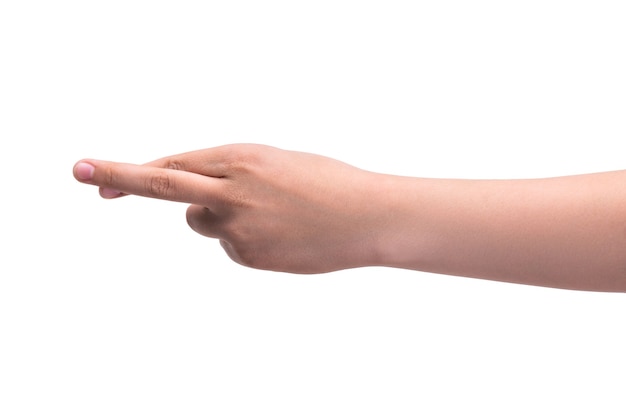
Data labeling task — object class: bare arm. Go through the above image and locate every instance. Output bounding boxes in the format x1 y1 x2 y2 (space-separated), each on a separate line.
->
73 144 626 292
376 172 626 291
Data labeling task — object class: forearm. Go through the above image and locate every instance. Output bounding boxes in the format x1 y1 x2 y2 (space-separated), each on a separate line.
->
376 171 626 292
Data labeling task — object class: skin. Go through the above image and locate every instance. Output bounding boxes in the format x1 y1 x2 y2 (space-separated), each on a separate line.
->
73 143 626 292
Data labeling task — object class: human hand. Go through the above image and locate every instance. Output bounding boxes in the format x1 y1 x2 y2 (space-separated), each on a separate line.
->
73 144 388 273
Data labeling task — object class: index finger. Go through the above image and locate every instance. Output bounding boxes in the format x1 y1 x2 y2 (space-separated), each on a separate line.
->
73 159 223 206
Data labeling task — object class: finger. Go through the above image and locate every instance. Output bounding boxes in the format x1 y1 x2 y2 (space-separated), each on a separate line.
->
73 159 223 206
140 144 275 177
219 239 245 267
143 149 226 178
99 186 127 199
186 204 224 238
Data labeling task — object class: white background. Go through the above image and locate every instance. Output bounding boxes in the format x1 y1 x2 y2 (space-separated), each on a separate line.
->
1 1 625 417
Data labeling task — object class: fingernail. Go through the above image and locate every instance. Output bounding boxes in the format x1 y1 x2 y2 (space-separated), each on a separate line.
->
100 187 122 199
74 162 95 180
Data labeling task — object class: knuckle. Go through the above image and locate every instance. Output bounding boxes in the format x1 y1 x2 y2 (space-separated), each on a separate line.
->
228 246 267 270
223 144 267 174
102 165 116 187
164 158 185 171
145 172 172 197
221 227 275 271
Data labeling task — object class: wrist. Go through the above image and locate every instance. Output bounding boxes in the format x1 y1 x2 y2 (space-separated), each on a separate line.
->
355 174 430 270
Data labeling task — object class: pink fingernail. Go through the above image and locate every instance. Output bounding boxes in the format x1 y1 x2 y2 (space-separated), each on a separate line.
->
75 162 95 180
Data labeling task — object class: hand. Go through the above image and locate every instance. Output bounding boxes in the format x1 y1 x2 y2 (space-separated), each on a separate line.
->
73 144 387 273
